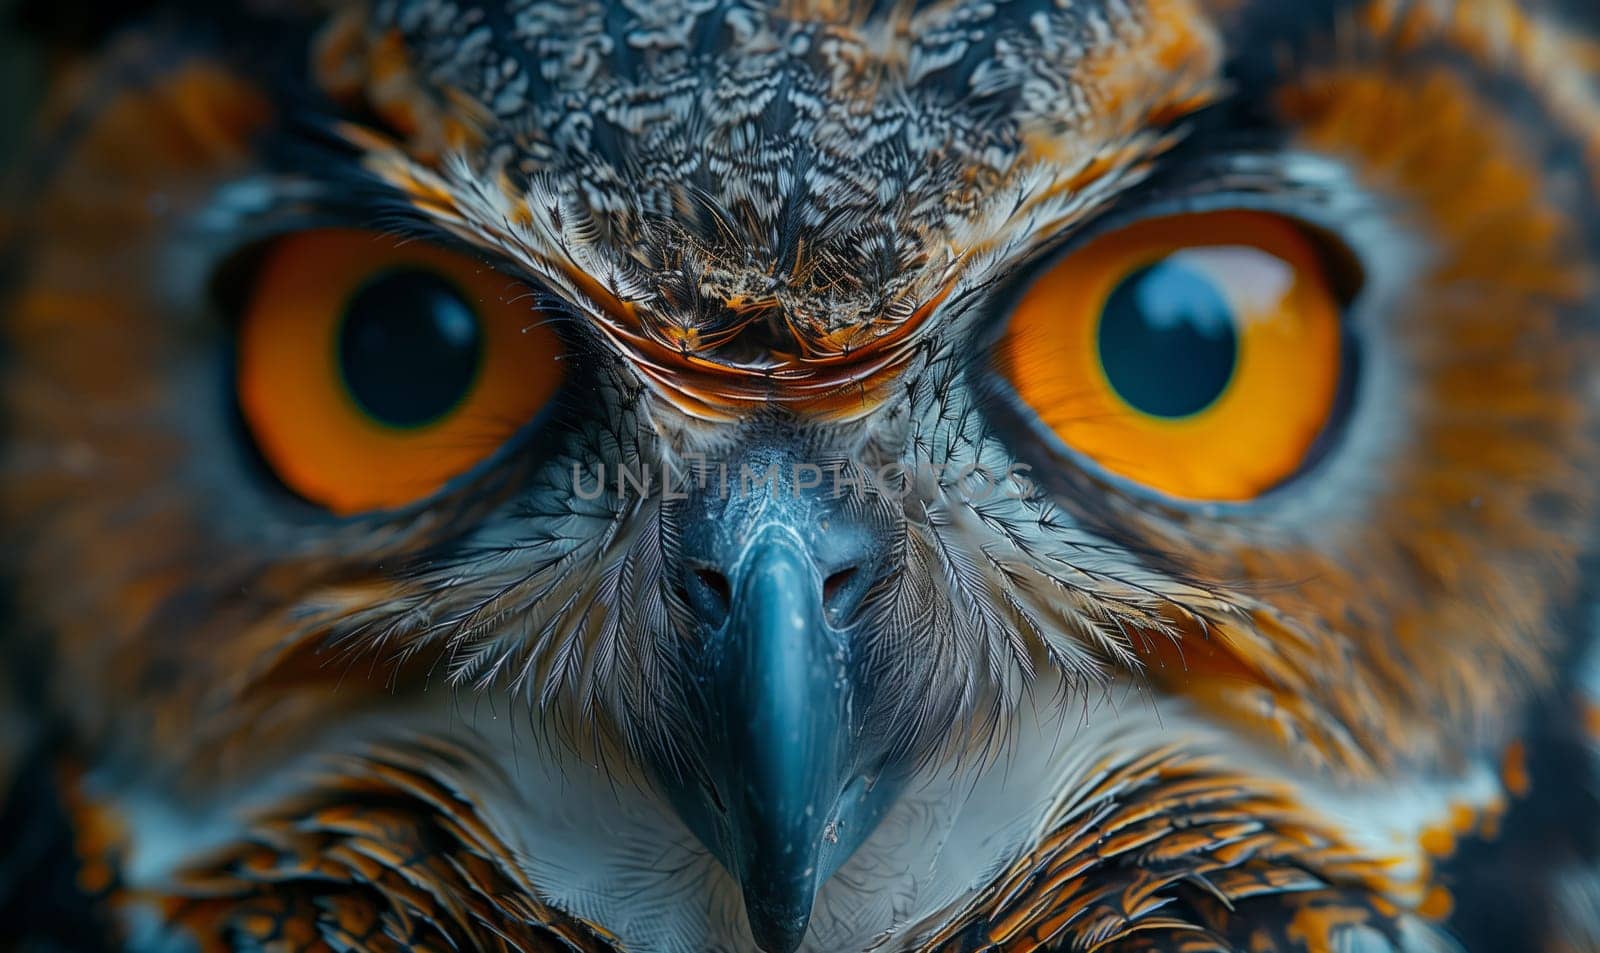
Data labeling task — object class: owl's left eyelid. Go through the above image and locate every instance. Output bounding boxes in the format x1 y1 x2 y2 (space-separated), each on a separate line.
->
987 208 1360 506
1008 144 1381 287
985 185 1369 346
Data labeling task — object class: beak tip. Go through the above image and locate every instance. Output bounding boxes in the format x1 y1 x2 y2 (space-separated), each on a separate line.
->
665 532 894 953
745 897 814 953
736 839 822 953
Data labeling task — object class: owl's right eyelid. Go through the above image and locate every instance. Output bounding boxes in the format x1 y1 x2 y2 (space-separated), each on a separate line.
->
226 229 575 518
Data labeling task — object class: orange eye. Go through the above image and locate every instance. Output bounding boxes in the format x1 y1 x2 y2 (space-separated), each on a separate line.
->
237 230 564 515
997 211 1345 502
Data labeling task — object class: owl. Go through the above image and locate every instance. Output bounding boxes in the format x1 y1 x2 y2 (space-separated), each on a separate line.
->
2 0 1600 951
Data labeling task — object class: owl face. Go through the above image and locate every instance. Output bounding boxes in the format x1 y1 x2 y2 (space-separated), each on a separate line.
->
5 1 1599 951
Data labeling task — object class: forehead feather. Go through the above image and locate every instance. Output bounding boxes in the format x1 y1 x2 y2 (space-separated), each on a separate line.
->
347 0 1221 414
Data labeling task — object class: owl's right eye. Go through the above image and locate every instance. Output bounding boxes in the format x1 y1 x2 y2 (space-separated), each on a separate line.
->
235 230 565 516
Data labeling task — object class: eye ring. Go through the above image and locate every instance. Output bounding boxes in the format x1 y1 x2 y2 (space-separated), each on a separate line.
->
995 210 1355 504
234 230 566 516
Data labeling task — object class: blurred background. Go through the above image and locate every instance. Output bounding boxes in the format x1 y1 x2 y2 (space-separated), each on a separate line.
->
0 0 27 807
0 0 43 173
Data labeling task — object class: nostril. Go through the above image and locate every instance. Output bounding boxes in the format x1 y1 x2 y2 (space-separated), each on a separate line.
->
697 569 732 605
823 567 862 616
692 568 733 623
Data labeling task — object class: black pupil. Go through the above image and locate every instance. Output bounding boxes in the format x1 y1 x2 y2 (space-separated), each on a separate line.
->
1097 259 1238 419
338 269 483 429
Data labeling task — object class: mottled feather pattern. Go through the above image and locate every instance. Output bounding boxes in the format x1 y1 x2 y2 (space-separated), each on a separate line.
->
2 0 1599 951
345 0 1222 416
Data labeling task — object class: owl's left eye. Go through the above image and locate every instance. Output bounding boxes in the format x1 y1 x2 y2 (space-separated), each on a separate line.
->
997 210 1349 503
235 230 564 515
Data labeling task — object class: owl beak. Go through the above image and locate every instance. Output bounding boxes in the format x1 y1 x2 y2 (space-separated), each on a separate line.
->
666 527 900 953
